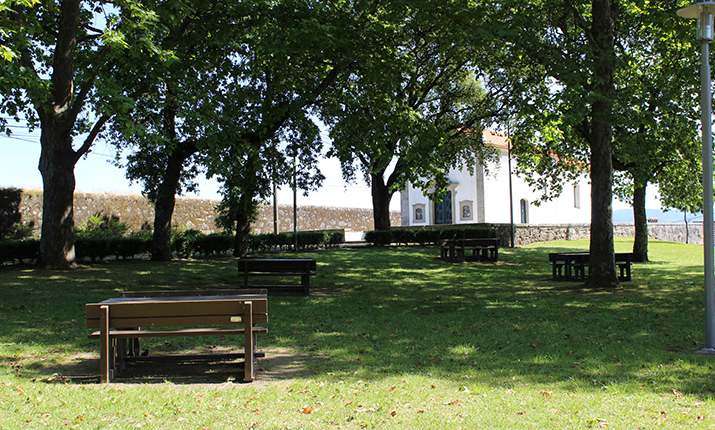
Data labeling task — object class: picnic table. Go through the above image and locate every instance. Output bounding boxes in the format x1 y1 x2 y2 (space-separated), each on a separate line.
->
237 257 316 295
439 238 499 262
548 252 632 281
86 290 268 383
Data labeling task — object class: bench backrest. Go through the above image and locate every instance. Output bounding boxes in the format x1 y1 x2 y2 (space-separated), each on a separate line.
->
615 253 633 262
86 297 268 329
237 258 316 273
460 238 499 245
118 289 268 298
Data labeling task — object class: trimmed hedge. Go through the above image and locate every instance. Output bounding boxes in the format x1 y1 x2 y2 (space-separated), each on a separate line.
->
0 239 39 264
247 230 345 253
75 237 152 261
0 229 346 264
364 226 499 246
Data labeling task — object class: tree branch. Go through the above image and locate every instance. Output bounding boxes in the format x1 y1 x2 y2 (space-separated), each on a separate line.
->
73 113 111 164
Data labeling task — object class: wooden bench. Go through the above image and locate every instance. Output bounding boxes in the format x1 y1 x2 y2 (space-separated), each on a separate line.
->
237 258 316 295
86 290 268 383
439 238 499 262
549 252 632 281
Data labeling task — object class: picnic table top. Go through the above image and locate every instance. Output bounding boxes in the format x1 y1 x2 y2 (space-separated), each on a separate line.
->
549 252 633 259
96 293 267 305
238 257 315 262
441 238 499 244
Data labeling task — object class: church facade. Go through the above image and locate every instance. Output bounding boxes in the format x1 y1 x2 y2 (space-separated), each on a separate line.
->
399 130 591 227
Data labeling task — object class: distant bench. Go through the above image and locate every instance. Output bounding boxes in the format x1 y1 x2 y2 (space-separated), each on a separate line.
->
439 238 499 262
549 252 632 281
237 258 316 295
86 289 268 383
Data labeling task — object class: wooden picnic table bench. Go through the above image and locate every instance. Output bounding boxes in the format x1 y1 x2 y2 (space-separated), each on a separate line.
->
439 238 499 262
237 257 316 295
86 290 268 383
549 252 632 281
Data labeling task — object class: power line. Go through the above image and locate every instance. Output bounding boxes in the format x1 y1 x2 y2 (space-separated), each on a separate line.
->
2 135 37 144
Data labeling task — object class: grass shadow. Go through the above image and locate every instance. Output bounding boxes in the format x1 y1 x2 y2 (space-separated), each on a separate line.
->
2 239 715 401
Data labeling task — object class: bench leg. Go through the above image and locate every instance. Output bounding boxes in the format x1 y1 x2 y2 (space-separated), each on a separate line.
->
243 301 255 382
552 262 563 280
618 263 631 281
100 305 111 383
301 274 310 296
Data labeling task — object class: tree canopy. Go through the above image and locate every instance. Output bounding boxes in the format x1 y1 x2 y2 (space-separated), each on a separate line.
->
323 1 518 230
0 0 172 268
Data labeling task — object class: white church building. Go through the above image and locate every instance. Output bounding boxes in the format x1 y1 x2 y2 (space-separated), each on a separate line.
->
399 130 592 227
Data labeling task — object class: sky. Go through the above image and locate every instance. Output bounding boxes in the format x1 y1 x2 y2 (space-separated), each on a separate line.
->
0 126 387 210
0 120 676 220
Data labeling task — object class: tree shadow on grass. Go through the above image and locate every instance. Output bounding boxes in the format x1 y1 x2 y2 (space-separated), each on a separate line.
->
4 244 715 400
38 347 314 386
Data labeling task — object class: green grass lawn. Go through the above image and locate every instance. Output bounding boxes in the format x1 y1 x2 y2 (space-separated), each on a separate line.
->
1 238 714 429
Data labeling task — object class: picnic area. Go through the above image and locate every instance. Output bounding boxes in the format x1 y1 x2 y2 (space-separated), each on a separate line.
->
0 238 713 428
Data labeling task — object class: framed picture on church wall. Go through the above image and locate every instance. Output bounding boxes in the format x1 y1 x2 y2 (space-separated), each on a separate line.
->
413 204 425 223
460 200 473 221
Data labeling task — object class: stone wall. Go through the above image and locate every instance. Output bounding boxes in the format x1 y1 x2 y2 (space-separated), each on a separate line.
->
7 189 706 246
12 189 399 236
489 222 707 247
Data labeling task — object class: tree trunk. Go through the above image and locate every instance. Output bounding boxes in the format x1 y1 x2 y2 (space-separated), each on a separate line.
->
150 148 192 261
632 183 649 262
370 172 393 231
585 0 620 288
36 0 81 269
233 202 253 257
38 125 78 269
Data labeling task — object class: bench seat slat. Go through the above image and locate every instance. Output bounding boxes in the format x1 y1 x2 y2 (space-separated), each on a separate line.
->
87 314 268 328
89 326 268 339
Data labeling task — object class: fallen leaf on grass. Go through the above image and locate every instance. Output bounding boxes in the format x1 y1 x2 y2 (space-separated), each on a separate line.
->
300 405 314 414
540 391 553 396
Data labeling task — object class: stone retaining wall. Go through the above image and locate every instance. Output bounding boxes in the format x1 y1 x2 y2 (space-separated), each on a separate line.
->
12 189 398 236
8 189 706 246
490 222 706 247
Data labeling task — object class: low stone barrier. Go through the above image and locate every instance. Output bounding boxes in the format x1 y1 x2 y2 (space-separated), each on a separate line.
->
5 188 705 247
10 189 399 236
491 222 706 247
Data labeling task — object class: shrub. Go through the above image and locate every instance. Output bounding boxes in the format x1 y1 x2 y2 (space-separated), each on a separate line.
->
1 222 36 241
75 238 112 262
109 237 151 259
171 229 205 258
75 213 129 239
365 226 498 246
364 230 393 246
192 233 234 256
0 239 39 264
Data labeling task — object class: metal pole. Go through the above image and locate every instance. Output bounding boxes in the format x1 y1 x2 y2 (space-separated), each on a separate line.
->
507 126 515 248
699 15 715 350
677 3 715 351
273 180 278 235
293 155 298 252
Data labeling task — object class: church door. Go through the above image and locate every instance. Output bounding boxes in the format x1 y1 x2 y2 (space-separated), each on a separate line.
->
434 191 453 225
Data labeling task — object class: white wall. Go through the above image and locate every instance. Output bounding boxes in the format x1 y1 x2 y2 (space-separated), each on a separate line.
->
402 148 592 226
